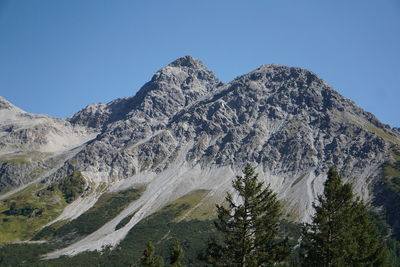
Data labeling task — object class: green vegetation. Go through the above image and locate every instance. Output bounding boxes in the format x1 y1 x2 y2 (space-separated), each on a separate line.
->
0 151 54 165
0 166 398 266
118 191 220 265
33 190 220 266
139 241 164 267
171 189 215 221
387 238 400 267
0 218 302 266
139 240 186 267
301 168 388 266
370 209 400 267
382 153 400 200
168 240 185 267
57 171 86 203
202 164 290 266
364 123 400 145
0 183 67 244
4 202 42 217
0 171 93 244
115 212 136 231
1 188 203 266
347 116 400 145
375 151 400 242
391 150 400 162
34 187 143 243
0 243 55 266
382 154 400 193
0 171 91 244
0 156 30 164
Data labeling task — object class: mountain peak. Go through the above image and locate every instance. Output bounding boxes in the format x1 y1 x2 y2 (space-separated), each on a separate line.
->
239 64 325 92
150 55 221 87
168 55 205 68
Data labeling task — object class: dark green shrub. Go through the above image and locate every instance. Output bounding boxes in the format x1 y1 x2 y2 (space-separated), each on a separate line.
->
58 171 86 203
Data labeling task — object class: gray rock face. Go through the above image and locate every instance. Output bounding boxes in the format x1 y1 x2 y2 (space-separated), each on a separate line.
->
68 102 111 130
55 56 223 179
48 58 400 196
0 153 56 191
2 56 400 209
169 64 397 178
0 97 97 192
68 56 222 131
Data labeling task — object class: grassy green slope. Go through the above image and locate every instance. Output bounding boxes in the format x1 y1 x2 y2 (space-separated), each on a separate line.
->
0 183 68 244
0 171 90 244
0 190 219 266
374 151 400 241
0 188 308 267
33 187 144 244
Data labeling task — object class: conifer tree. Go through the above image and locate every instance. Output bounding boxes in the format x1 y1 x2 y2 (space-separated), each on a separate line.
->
300 168 388 266
140 241 163 267
203 164 290 266
169 240 185 267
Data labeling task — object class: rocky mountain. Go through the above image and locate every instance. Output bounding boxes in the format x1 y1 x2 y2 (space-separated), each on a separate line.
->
0 56 399 261
0 97 97 193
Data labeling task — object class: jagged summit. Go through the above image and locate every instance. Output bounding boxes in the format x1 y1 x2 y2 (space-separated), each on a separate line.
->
69 56 223 130
238 63 323 86
150 55 221 87
168 55 205 68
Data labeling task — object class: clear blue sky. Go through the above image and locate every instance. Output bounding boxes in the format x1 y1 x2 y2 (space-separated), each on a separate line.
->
1 1 399 126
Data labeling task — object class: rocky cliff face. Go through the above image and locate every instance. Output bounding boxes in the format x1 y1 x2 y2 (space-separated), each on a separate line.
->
68 56 222 131
53 57 399 188
0 97 97 192
1 56 399 256
51 56 223 180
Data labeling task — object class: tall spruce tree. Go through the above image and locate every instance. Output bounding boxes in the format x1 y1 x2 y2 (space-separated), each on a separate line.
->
139 241 163 267
203 164 290 267
169 240 185 267
300 168 388 267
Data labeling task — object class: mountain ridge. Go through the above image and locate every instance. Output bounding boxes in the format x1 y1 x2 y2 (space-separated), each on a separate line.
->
0 56 399 258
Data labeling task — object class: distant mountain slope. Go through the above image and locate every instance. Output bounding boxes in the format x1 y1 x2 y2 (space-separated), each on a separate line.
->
0 56 399 259
0 97 97 192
